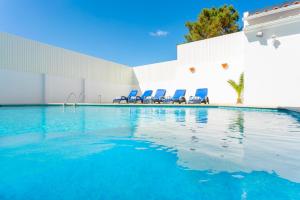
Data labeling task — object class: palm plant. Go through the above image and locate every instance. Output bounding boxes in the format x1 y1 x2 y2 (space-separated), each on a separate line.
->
228 73 244 104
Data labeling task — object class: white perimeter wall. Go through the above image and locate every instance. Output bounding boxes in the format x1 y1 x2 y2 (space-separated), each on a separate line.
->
0 33 137 104
0 69 44 104
134 32 245 104
0 68 136 104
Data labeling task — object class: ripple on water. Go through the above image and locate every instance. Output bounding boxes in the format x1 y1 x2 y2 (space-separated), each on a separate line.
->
0 106 300 199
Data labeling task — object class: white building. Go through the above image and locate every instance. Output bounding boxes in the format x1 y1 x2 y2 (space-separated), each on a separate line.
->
1 2 300 107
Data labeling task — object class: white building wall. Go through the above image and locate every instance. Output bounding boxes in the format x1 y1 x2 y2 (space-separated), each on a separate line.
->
135 16 300 107
244 19 300 107
134 32 245 104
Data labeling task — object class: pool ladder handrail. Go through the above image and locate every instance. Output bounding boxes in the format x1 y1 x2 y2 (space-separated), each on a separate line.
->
65 92 77 106
78 92 85 104
98 94 102 103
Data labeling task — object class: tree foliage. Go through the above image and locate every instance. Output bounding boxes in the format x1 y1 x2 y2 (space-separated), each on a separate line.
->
228 73 244 104
185 5 240 42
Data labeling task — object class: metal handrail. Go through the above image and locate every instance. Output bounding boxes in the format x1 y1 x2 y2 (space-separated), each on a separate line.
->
98 94 102 103
78 92 85 103
65 92 77 105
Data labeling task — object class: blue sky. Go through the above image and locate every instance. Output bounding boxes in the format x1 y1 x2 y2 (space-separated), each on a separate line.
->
0 0 286 66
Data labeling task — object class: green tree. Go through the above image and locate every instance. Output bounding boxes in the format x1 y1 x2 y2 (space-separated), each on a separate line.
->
185 5 240 42
228 73 244 104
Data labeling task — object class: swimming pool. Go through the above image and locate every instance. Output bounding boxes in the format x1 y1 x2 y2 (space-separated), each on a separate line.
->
0 106 300 200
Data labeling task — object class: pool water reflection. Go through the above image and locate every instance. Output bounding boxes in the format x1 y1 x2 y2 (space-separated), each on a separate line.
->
0 106 300 200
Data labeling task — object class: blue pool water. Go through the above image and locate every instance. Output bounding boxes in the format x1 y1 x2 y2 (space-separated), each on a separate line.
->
0 106 300 200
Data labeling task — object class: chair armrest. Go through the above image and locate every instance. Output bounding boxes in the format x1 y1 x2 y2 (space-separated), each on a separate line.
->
129 96 137 100
115 96 126 100
160 96 166 100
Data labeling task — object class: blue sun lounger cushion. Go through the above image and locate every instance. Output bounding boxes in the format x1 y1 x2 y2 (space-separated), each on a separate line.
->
129 90 153 103
113 89 138 103
164 89 186 104
188 88 209 104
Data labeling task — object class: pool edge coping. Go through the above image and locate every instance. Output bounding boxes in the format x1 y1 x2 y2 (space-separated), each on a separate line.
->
1 103 299 112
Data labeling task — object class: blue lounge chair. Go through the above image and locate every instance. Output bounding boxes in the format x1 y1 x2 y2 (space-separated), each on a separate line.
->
129 90 153 103
188 88 209 104
164 89 186 104
113 89 138 103
145 89 166 104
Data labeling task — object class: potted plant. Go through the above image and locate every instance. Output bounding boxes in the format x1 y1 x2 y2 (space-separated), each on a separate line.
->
228 73 244 104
